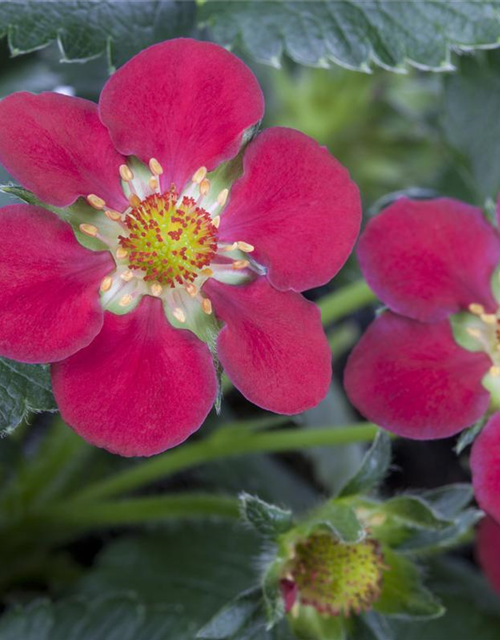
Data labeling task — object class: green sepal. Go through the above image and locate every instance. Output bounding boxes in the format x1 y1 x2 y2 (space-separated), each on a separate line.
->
339 430 391 497
239 493 294 538
261 560 286 629
378 496 453 531
374 548 444 620
288 607 347 640
296 503 366 544
455 418 487 455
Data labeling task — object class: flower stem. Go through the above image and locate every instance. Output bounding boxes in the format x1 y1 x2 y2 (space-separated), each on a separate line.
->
42 493 239 530
72 422 380 503
318 280 377 325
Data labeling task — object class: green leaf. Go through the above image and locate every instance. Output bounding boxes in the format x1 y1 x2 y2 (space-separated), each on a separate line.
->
0 595 180 639
200 1 500 72
455 419 486 455
196 587 265 639
0 1 196 70
443 50 500 201
0 356 56 434
374 548 444 620
339 430 391 497
239 493 294 538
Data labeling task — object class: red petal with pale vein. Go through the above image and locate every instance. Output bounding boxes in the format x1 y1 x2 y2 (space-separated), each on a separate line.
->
0 92 127 210
344 312 491 439
0 204 112 363
52 297 217 457
218 127 361 292
99 38 264 192
206 277 332 414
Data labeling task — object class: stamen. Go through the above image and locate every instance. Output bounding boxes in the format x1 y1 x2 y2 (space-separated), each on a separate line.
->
237 241 255 253
199 178 210 196
481 313 498 325
100 276 113 292
87 194 106 210
220 242 238 252
202 268 214 277
121 270 134 282
212 215 220 229
79 223 99 237
116 247 129 260
469 303 485 315
119 294 133 307
149 177 159 191
192 166 207 184
105 209 122 222
149 158 164 176
185 283 198 297
217 189 229 207
173 307 186 323
490 365 500 377
129 194 141 208
119 164 134 182
232 259 250 270
151 283 163 297
201 298 213 315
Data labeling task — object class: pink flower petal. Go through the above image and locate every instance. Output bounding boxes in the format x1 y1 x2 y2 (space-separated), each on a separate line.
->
476 515 500 596
218 127 361 292
206 277 332 414
99 38 264 192
358 198 500 322
471 414 500 524
0 205 112 363
52 297 217 457
344 312 491 439
0 92 127 210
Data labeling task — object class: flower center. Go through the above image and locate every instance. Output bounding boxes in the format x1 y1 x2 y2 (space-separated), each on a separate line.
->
79 158 257 333
285 533 384 616
118 188 218 288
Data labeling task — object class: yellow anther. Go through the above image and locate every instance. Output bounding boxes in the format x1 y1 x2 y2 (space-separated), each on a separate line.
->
232 259 250 270
481 313 498 325
220 242 238 252
129 194 141 208
87 194 106 210
100 276 113 292
149 177 159 191
212 215 220 229
201 298 213 315
490 366 500 377
151 283 163 297
116 247 128 259
121 270 134 282
105 209 122 221
185 283 198 297
149 158 163 175
237 241 255 253
217 188 229 206
466 328 482 338
119 294 133 307
119 164 134 182
200 178 210 196
79 223 98 237
192 166 207 184
469 303 485 315
173 307 186 323
202 268 214 277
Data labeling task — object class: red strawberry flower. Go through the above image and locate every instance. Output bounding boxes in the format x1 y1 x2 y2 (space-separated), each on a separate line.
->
476 514 500 596
344 197 500 520
0 39 361 456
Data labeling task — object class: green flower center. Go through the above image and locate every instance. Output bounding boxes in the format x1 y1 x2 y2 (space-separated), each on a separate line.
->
118 187 218 288
289 533 384 616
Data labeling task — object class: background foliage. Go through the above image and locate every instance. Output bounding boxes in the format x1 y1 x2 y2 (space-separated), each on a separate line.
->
0 1 500 638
